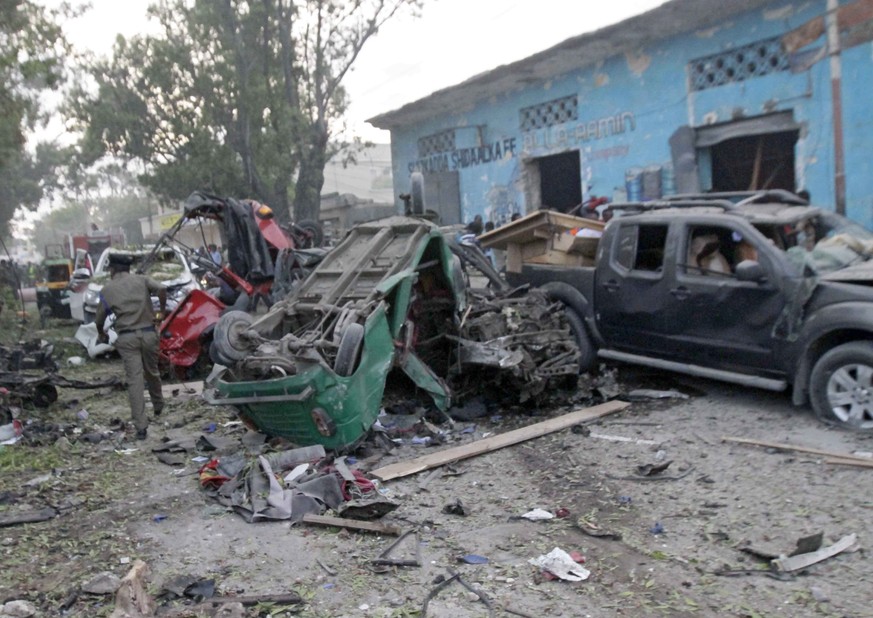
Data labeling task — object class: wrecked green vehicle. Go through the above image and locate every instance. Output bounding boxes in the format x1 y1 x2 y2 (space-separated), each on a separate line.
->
205 216 580 449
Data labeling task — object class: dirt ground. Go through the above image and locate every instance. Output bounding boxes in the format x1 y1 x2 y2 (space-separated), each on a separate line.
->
1 310 871 618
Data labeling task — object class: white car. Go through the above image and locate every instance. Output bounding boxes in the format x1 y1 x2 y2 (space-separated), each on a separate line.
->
81 246 199 324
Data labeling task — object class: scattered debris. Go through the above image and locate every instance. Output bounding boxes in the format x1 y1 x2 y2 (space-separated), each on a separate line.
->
370 530 422 569
529 547 590 581
637 460 673 476
422 568 494 617
109 560 154 618
442 499 468 516
773 533 858 573
650 522 665 535
519 508 554 521
458 554 489 565
589 432 658 446
626 389 689 400
0 506 57 528
82 572 122 595
577 520 621 540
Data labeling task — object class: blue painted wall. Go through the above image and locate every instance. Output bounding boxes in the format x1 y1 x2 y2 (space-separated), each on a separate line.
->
385 0 873 228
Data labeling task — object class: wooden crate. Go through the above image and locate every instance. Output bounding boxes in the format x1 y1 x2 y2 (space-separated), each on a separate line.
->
482 210 603 272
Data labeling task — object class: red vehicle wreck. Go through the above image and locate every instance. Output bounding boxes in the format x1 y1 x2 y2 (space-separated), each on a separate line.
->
144 191 323 377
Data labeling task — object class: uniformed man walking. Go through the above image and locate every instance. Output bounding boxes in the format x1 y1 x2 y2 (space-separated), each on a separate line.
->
96 254 166 440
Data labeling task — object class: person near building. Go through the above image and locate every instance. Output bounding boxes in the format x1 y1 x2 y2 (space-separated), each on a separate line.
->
95 253 166 440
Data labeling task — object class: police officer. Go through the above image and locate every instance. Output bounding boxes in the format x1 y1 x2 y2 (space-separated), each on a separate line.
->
96 253 166 440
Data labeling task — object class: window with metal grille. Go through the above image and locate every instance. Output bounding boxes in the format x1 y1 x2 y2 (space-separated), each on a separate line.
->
689 37 789 91
519 95 578 131
418 130 456 157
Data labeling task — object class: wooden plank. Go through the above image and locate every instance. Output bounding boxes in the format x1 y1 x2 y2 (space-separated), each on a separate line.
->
301 514 402 536
371 400 630 482
721 436 873 463
825 457 873 468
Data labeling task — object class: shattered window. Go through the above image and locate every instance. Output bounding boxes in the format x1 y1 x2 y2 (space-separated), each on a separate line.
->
614 224 667 272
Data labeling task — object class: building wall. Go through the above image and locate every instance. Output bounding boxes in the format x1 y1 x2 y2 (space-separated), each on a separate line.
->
385 0 873 228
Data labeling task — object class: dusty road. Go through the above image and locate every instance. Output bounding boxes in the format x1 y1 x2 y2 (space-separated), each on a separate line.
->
1 345 871 617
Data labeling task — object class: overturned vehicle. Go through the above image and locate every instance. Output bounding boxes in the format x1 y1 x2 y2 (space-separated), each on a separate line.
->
205 216 581 449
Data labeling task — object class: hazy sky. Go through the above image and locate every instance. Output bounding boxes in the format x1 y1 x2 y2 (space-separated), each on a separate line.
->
50 0 665 142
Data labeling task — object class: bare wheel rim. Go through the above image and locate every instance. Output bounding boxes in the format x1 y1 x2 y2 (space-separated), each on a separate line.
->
826 363 873 428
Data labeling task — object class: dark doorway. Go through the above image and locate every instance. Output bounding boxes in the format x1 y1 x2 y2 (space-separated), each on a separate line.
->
538 151 581 212
710 130 797 192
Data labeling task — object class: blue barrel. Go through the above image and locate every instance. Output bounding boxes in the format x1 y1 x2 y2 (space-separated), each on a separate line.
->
625 167 643 202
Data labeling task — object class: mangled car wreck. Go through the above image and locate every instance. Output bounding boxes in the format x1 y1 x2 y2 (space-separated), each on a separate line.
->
205 216 580 449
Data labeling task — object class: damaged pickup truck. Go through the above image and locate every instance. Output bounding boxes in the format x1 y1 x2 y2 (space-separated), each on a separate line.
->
502 191 873 431
205 216 580 449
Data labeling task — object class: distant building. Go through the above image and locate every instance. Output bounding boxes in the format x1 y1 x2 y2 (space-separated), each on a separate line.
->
370 0 873 229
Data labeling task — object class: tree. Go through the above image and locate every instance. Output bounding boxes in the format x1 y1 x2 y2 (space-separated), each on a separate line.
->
0 0 70 234
71 0 419 223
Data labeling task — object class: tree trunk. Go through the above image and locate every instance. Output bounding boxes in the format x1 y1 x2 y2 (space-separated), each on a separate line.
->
292 121 328 222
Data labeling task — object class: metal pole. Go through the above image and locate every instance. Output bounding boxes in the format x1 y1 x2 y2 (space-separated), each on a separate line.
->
826 0 846 214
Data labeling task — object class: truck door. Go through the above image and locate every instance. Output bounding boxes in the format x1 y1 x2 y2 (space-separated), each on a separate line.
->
597 221 673 353
664 221 786 371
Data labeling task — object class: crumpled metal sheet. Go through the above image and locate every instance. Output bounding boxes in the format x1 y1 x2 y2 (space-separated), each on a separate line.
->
215 446 344 523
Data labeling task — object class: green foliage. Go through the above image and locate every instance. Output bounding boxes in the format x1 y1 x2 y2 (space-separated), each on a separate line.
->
0 0 71 235
70 0 419 223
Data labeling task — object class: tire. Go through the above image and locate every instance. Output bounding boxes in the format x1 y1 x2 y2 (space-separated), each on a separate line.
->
334 323 364 377
540 282 596 372
209 310 253 366
810 341 873 431
295 219 324 249
410 172 425 215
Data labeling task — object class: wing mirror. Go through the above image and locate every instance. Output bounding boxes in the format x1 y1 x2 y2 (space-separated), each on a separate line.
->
735 260 766 282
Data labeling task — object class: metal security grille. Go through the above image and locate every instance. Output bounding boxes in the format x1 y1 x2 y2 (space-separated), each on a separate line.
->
418 130 456 157
519 95 578 131
690 37 789 91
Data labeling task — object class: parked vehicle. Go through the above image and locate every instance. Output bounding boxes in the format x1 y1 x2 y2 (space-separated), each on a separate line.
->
145 191 325 378
73 246 199 358
35 255 73 322
204 216 580 450
501 190 873 431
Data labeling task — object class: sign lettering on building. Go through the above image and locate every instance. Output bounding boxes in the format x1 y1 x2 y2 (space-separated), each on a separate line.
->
408 138 517 173
523 112 636 150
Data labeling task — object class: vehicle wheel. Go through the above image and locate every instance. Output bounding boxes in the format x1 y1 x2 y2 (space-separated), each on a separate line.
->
410 172 425 215
810 341 873 431
295 219 324 249
540 282 596 372
334 323 364 377
209 311 254 366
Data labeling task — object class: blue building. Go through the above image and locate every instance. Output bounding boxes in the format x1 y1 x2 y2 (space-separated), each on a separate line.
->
369 0 873 229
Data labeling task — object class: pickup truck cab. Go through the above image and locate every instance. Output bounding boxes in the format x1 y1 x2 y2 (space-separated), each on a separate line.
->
510 191 873 431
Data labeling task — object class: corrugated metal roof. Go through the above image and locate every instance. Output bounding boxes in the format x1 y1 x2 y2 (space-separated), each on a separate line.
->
368 0 775 129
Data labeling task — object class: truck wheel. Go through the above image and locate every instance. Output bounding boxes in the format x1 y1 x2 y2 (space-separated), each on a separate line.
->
540 282 596 372
334 323 364 377
810 342 873 431
209 311 253 366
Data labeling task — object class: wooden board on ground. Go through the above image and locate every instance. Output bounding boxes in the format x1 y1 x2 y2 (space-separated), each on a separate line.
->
301 514 402 536
371 400 630 482
722 436 873 463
